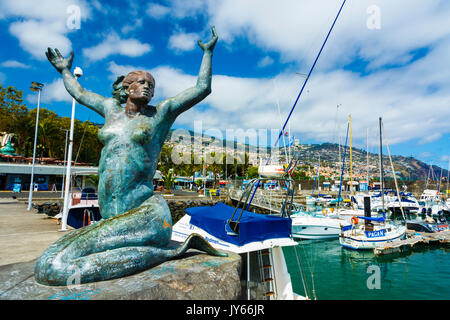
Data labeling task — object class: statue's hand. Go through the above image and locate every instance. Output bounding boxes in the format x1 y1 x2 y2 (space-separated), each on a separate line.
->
45 48 74 73
198 26 218 53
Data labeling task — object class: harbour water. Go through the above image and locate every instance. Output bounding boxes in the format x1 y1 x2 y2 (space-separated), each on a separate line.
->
284 238 450 300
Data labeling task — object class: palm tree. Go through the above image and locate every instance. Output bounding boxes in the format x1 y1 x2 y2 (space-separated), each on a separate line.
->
162 170 176 192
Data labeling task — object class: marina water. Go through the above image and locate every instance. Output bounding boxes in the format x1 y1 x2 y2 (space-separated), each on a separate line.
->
283 204 450 300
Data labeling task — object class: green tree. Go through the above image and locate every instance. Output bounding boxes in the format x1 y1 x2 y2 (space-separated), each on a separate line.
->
0 85 30 156
246 166 259 178
162 170 176 191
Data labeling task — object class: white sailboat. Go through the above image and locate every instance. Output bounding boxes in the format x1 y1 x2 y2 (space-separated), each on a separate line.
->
339 215 406 250
339 117 406 250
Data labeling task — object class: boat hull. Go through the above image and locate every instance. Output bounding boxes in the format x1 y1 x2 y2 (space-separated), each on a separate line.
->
67 205 101 229
339 225 406 250
292 224 343 239
291 215 349 240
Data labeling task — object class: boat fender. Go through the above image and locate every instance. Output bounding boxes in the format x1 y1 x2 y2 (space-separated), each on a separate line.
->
351 216 358 225
322 209 327 215
330 207 335 213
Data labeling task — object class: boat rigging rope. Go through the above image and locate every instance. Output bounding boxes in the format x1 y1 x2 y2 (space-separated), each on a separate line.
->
381 120 407 221
292 241 311 299
245 0 348 210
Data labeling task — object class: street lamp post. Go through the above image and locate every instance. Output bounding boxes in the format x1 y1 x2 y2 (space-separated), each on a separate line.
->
60 128 69 198
27 82 44 211
61 67 83 231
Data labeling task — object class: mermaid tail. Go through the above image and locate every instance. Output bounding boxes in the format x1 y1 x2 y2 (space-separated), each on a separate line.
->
35 194 227 286
171 233 228 258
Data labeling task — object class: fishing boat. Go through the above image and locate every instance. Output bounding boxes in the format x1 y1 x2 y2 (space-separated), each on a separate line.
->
172 178 306 300
291 209 350 240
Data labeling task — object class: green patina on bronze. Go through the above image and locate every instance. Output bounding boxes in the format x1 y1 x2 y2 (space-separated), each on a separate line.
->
35 27 227 286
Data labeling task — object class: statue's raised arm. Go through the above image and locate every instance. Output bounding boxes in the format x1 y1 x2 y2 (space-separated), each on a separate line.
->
46 48 107 117
160 26 218 119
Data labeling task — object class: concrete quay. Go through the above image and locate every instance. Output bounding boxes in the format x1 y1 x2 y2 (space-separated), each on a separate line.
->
0 200 68 267
0 199 242 300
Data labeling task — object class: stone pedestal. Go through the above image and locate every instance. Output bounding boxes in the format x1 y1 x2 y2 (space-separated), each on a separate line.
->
0 251 242 300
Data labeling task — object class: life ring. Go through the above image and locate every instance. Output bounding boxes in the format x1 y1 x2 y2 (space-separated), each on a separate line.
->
351 216 359 225
322 209 327 215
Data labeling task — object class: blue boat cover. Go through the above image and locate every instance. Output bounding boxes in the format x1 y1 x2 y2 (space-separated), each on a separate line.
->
187 202 292 246
356 212 386 223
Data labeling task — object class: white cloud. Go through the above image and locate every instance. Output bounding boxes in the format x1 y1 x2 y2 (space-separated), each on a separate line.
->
26 78 72 105
0 60 31 68
100 1 450 152
9 20 72 60
0 0 91 60
257 56 274 68
198 0 450 71
121 18 143 34
146 3 170 20
147 0 209 20
168 31 199 52
83 33 152 62
107 45 450 150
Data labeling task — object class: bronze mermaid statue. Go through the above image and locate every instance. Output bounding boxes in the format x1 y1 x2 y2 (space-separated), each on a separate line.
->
35 27 226 286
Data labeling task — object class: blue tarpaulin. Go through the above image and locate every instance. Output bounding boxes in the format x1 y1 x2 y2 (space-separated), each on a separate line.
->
356 212 386 223
187 202 292 246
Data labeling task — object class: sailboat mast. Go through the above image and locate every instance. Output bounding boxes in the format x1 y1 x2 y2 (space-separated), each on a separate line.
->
379 117 385 211
367 128 369 190
337 122 349 209
447 157 449 194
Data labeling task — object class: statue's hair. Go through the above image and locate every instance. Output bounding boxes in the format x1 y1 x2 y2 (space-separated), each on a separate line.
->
122 71 155 89
112 75 127 104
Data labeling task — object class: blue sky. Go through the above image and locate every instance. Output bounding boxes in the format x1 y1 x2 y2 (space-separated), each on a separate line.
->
0 0 449 170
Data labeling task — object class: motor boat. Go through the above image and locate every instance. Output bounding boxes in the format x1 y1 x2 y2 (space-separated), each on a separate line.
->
172 202 305 300
291 209 350 240
172 177 307 300
385 191 420 214
418 199 450 217
406 215 449 233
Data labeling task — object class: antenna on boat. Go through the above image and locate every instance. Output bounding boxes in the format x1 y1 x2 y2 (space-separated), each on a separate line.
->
379 117 385 212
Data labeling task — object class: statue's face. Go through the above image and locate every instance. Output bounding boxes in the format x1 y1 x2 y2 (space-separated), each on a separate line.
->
128 72 155 103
